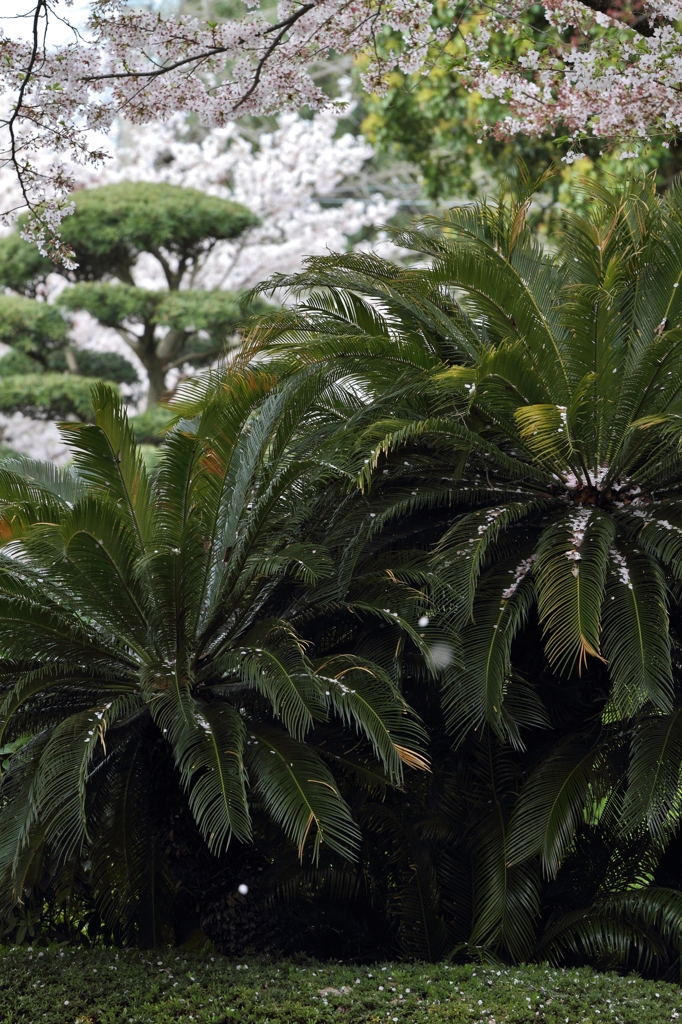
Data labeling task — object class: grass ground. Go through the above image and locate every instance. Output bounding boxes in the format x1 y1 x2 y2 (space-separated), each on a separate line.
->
1 948 681 1024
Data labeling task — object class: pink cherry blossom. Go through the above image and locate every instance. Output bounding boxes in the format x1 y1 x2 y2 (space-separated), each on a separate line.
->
2 0 682 259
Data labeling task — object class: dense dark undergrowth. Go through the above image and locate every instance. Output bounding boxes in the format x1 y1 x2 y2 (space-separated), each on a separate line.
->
2 950 681 1024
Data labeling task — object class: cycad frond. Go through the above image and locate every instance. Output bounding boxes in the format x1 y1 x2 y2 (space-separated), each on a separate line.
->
0 378 425 934
236 176 682 966
246 726 360 862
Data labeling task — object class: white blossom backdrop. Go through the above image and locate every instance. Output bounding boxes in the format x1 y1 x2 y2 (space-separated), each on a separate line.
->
0 104 397 461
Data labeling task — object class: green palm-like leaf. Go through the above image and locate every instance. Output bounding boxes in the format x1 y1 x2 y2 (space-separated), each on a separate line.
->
246 726 360 861
620 709 682 839
443 563 535 748
0 378 425 935
174 702 251 853
240 177 682 964
469 800 540 961
601 547 673 717
318 653 429 782
535 510 614 674
538 888 682 970
506 738 603 877
514 403 575 469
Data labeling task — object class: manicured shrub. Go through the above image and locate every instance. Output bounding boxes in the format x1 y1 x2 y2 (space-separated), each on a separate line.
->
0 373 116 420
47 348 139 385
129 401 173 444
0 182 262 405
1 950 680 1024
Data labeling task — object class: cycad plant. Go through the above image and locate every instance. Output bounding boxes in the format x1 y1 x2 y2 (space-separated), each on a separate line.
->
246 174 682 968
0 381 427 945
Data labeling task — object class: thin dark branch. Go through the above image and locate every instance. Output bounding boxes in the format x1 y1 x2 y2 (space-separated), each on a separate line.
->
6 0 48 213
166 346 222 370
80 0 318 117
81 46 231 82
232 1 318 111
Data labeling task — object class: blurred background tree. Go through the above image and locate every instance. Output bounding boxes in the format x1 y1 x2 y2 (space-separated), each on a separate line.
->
0 99 395 462
0 182 261 406
356 0 682 217
0 294 129 423
177 0 682 231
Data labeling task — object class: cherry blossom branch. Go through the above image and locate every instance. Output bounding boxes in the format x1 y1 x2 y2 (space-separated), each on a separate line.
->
231 1 318 111
4 1 59 253
80 47 234 82
4 0 682 264
576 0 658 35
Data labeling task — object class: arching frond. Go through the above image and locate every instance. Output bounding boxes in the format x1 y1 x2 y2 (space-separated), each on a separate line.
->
246 726 360 862
601 547 673 717
174 701 251 853
506 737 604 877
535 510 614 674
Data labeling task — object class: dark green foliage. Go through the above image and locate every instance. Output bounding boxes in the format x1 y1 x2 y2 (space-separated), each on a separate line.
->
0 294 135 412
47 348 139 385
0 382 427 946
0 373 114 420
0 183 259 291
0 233 53 297
158 289 265 357
9 173 682 970
0 351 42 377
0 295 68 364
0 952 680 1024
233 172 682 970
129 403 173 444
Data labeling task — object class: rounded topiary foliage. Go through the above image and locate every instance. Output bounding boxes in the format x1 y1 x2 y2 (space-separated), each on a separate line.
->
0 295 68 364
0 351 42 378
129 402 173 444
0 235 53 297
56 182 259 283
47 348 139 386
0 373 115 420
0 182 259 290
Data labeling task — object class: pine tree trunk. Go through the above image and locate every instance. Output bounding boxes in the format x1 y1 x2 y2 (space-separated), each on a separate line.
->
135 324 168 408
144 357 168 407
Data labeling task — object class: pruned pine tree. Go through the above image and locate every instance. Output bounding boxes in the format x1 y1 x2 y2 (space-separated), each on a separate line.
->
0 183 261 405
0 381 428 945
0 294 137 423
244 174 682 967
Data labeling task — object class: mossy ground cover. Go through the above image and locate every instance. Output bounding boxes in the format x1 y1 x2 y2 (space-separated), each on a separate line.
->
1 950 681 1024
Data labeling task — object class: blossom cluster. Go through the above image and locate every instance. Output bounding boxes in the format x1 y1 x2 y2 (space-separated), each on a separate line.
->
0 0 425 253
4 0 682 252
462 0 682 152
501 555 536 600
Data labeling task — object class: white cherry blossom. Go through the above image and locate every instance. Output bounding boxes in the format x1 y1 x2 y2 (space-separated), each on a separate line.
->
0 103 396 458
3 0 682 255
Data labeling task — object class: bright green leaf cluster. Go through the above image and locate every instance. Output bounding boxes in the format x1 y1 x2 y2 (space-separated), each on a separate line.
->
0 373 116 421
0 296 68 364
